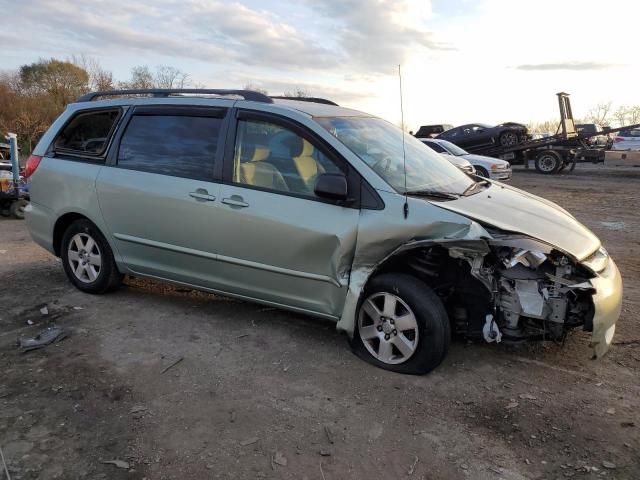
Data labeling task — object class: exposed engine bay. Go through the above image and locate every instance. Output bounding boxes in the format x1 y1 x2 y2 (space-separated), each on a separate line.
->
380 238 600 346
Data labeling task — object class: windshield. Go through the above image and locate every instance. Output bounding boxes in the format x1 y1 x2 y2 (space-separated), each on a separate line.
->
316 116 475 194
436 139 469 156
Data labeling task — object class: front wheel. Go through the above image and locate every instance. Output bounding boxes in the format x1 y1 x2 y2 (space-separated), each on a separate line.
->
61 219 122 294
499 131 519 146
352 273 450 375
474 166 490 178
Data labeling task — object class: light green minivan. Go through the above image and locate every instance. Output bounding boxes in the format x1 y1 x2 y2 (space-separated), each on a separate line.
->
24 89 622 374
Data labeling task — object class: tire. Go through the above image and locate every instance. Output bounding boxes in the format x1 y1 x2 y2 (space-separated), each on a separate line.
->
9 199 28 219
534 151 562 174
474 166 490 178
60 219 122 294
499 131 519 147
352 273 451 375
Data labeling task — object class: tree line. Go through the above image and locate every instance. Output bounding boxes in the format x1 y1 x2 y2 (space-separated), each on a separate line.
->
0 57 308 156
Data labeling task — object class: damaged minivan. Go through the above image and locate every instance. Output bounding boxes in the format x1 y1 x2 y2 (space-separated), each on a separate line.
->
24 89 622 374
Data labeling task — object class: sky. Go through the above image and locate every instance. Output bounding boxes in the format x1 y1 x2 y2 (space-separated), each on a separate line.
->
1 0 639 129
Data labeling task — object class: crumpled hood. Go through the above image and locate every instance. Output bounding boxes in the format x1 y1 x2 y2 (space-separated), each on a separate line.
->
433 182 600 261
462 153 510 167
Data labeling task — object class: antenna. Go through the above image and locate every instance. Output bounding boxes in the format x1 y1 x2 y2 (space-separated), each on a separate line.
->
398 64 409 219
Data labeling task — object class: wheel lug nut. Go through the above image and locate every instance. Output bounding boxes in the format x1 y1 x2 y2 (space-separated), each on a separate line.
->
389 319 394 324
384 334 390 340
377 325 383 332
392 329 397 335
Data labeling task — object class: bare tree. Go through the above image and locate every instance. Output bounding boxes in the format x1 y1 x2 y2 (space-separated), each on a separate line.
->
154 65 189 89
243 83 268 95
586 101 612 126
71 54 114 91
283 87 310 97
527 119 559 135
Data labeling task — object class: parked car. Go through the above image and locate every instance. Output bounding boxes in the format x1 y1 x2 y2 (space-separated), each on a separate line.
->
575 124 611 148
24 89 621 375
437 122 529 152
414 124 453 138
612 127 640 151
420 138 511 181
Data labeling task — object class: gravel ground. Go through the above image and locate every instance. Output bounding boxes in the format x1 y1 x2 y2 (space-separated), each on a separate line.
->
1 164 639 479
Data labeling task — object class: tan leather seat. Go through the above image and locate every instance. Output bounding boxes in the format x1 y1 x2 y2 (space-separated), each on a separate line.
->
293 139 324 192
240 161 289 191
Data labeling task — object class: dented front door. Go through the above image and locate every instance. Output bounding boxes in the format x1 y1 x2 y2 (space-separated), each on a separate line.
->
213 184 359 318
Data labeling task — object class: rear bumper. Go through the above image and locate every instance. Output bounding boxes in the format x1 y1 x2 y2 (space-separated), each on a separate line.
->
24 201 56 255
590 257 623 358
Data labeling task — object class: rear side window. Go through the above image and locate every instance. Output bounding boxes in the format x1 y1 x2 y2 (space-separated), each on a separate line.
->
118 115 222 180
424 142 446 153
54 109 121 157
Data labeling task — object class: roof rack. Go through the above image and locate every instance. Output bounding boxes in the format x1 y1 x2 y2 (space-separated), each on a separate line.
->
270 96 339 106
76 89 274 103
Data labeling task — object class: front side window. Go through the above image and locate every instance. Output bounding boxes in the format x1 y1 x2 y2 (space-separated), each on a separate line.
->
118 115 222 180
54 109 120 156
424 142 447 154
233 119 342 197
317 116 474 195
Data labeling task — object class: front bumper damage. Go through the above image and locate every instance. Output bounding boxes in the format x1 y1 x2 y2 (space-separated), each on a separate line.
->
338 193 622 358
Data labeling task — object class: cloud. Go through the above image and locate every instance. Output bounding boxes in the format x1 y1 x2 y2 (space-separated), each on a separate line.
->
515 62 617 71
305 0 454 73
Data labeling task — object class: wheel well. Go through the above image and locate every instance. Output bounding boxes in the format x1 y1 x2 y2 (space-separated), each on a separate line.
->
52 213 89 257
363 245 492 336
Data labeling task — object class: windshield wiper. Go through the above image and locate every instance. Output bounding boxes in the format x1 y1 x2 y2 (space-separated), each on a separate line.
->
463 178 490 196
407 190 460 200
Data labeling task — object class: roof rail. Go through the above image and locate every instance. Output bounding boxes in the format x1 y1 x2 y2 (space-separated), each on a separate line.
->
76 89 274 103
270 96 339 106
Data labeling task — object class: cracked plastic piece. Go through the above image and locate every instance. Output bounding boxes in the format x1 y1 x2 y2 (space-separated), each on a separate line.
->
17 325 69 353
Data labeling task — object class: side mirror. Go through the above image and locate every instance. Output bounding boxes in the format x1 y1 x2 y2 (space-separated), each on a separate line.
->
314 173 348 201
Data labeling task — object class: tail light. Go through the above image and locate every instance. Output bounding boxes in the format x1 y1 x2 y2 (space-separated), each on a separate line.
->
24 155 43 179
614 137 624 142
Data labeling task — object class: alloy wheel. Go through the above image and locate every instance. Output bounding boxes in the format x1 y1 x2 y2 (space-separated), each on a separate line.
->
67 233 102 283
358 292 419 364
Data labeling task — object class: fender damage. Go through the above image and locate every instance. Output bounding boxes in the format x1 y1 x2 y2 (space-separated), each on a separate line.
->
338 191 622 358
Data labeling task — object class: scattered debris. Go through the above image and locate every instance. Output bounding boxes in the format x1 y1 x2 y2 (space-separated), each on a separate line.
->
26 319 34 326
620 421 635 428
240 437 259 446
73 306 84 310
236 334 249 339
129 405 148 419
519 393 537 400
606 408 616 415
602 460 616 469
230 410 236 423
460 463 469 470
160 357 184 374
319 449 331 457
324 425 334 444
0 445 11 480
599 221 626 231
320 461 326 480
0 249 7 254
506 401 519 409
17 325 69 353
101 459 130 469
39 305 49 315
273 451 287 467
408 455 419 475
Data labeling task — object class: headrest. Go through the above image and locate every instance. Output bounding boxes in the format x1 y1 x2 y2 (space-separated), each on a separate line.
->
269 132 304 158
298 139 314 157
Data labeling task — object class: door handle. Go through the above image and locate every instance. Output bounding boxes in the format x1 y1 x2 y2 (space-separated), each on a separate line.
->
222 197 249 208
189 190 216 202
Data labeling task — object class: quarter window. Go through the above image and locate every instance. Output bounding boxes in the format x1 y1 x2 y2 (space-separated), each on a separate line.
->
118 115 222 180
233 119 342 197
54 109 120 156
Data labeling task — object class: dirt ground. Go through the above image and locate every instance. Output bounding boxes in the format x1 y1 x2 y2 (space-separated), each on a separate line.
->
1 165 639 480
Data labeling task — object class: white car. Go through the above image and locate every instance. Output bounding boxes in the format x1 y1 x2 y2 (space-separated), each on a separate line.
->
420 138 512 180
612 128 640 151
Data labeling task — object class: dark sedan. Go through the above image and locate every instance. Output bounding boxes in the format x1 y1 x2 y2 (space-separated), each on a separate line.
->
436 122 529 152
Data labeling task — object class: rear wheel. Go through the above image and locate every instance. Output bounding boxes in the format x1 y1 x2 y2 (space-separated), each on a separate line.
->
352 273 450 375
60 219 122 294
9 199 28 219
534 150 562 174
